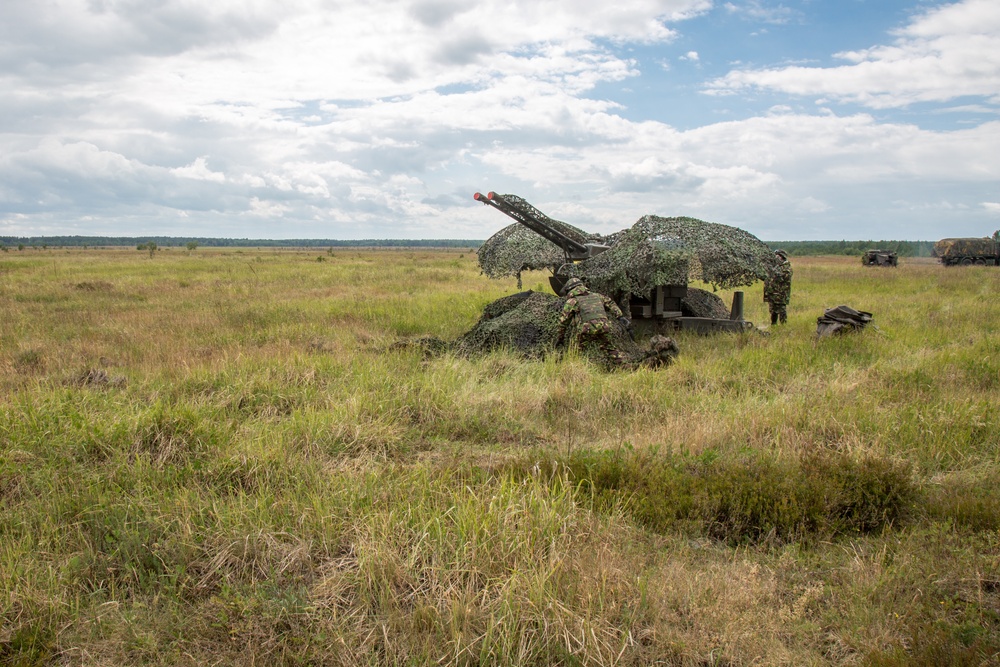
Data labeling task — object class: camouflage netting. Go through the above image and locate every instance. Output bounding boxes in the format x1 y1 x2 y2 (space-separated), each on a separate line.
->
476 194 606 287
401 291 675 369
478 197 774 296
476 223 566 284
681 288 732 319
933 236 999 258
452 291 566 359
565 216 773 296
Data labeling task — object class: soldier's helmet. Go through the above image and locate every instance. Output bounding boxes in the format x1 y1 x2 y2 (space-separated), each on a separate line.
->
560 277 585 296
774 249 788 260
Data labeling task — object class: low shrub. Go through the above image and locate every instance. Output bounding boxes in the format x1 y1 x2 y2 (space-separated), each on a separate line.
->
864 622 999 666
0 618 57 665
522 447 918 544
925 481 1000 532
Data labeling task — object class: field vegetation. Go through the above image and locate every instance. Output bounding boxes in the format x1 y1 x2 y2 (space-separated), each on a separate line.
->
1 247 998 665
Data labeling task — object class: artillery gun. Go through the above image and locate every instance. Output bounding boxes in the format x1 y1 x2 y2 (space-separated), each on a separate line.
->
474 191 774 334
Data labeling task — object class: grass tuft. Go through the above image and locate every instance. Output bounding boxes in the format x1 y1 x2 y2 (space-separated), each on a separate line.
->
864 623 997 666
523 447 918 544
925 479 1000 532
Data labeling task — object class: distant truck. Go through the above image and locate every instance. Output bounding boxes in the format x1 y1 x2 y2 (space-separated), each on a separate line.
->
862 249 898 267
933 231 1000 266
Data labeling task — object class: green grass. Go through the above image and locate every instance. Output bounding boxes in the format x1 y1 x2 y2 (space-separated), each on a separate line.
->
523 446 919 544
1 249 999 665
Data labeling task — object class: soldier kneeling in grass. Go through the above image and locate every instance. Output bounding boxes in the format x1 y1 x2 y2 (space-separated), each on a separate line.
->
555 278 629 368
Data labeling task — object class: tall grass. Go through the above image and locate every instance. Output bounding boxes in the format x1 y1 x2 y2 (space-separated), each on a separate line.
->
1 249 999 664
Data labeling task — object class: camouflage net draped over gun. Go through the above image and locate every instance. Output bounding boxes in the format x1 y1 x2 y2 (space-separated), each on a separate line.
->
565 215 773 296
477 200 774 296
476 224 566 287
452 291 563 358
454 291 645 362
681 288 732 320
476 194 606 287
402 291 675 369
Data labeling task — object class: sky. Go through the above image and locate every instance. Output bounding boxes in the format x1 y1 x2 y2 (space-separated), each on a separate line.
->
1 0 998 241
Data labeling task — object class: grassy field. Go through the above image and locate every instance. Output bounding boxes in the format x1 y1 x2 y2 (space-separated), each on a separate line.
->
1 246 999 666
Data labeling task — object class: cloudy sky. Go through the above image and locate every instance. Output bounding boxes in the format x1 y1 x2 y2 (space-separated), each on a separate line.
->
2 0 998 241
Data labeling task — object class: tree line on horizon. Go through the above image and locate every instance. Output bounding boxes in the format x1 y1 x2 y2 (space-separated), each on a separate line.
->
1 235 936 257
0 236 480 249
770 240 937 257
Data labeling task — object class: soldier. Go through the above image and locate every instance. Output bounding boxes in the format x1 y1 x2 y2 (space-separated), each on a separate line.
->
764 249 792 325
643 334 680 368
555 278 628 367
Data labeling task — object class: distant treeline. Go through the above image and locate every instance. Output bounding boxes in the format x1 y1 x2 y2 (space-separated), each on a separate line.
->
0 236 482 249
769 240 936 257
1 235 937 257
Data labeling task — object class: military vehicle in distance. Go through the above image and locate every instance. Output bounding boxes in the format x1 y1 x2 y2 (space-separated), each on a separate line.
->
933 232 1000 266
473 191 775 334
861 249 898 267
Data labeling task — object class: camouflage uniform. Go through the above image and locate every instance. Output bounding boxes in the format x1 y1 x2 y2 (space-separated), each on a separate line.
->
557 282 627 367
764 252 792 324
643 335 679 369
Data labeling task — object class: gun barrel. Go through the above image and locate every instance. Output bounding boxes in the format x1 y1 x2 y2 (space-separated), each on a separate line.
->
474 190 591 259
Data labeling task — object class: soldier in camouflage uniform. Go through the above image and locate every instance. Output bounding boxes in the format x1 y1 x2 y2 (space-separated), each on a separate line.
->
764 249 792 325
643 334 680 368
555 278 628 367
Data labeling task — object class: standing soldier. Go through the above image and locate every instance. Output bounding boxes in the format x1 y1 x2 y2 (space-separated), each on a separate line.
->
764 249 792 325
555 278 629 367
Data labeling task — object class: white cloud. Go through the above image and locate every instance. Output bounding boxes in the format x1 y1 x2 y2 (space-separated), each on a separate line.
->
171 157 225 183
470 112 1000 240
247 197 290 218
706 0 1000 108
723 1 798 25
0 0 998 241
24 139 139 179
